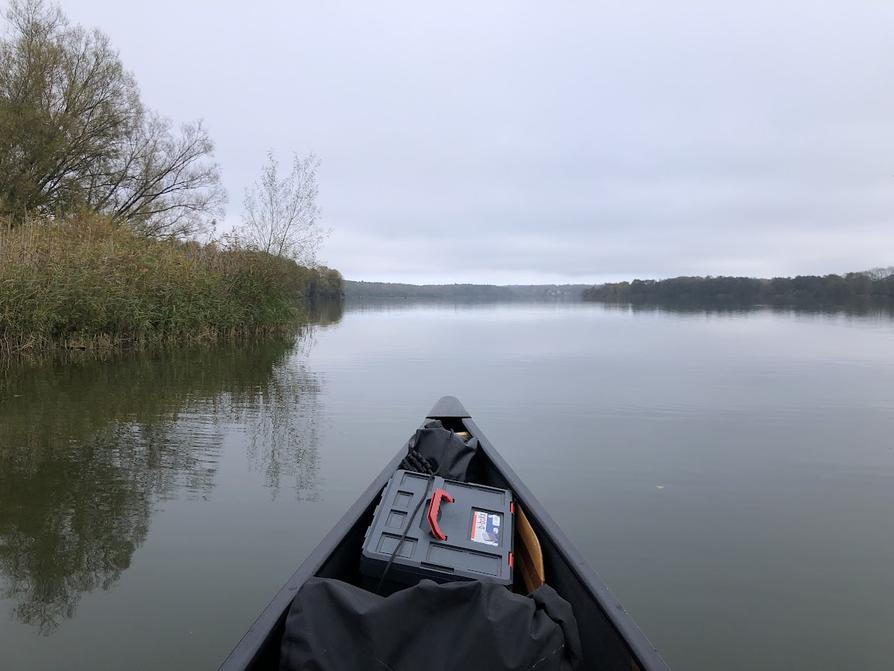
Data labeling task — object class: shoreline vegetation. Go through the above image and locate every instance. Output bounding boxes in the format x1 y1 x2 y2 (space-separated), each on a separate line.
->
344 272 894 311
582 272 894 308
0 215 342 355
344 281 589 301
0 2 341 356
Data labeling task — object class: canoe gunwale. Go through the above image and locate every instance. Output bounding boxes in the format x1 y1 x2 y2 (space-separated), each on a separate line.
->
217 449 405 670
465 416 670 671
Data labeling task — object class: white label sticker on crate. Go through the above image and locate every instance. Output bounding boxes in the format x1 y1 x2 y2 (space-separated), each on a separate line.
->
470 510 502 546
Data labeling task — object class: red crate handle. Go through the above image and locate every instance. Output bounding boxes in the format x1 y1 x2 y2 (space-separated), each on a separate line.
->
426 488 454 541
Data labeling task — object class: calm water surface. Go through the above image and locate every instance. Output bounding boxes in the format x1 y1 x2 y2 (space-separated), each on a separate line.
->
2 301 893 670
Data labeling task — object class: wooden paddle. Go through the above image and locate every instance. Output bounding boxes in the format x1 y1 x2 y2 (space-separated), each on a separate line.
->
514 503 545 593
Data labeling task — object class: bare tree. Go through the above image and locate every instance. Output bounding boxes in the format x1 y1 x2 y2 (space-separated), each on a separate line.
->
92 114 225 237
863 267 894 281
240 151 325 265
0 0 224 236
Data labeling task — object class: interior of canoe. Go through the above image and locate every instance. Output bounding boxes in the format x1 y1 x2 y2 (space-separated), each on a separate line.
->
227 414 661 671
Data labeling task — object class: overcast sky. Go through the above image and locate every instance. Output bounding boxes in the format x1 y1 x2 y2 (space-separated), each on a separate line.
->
55 1 894 283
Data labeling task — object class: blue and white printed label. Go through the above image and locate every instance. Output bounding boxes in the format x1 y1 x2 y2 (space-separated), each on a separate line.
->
470 510 502 546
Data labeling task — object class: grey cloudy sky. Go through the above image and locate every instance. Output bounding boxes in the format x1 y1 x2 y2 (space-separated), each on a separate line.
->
59 0 894 283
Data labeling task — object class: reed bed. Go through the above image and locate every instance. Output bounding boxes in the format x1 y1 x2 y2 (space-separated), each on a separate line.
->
0 215 342 354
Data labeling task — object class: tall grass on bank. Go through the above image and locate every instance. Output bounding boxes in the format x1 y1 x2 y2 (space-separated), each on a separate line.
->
0 215 343 354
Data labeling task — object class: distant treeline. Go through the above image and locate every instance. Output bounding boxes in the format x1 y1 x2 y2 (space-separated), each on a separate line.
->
583 272 894 307
345 281 589 301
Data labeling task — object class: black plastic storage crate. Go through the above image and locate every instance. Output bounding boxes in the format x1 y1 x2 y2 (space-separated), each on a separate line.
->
361 469 514 588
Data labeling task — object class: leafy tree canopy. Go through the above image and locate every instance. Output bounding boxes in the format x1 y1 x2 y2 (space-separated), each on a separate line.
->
0 0 224 236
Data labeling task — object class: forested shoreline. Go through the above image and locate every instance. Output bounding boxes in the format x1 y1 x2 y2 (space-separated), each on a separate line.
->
345 281 589 300
583 272 894 307
0 2 340 354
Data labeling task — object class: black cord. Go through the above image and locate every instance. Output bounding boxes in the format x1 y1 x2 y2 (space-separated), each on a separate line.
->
399 448 437 475
376 475 434 594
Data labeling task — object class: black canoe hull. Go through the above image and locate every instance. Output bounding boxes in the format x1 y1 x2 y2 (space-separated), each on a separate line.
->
219 397 670 671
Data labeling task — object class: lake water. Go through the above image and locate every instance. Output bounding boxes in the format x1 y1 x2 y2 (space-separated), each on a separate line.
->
2 300 893 670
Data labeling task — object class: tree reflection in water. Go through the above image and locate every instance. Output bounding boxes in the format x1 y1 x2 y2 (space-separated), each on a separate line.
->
0 303 341 634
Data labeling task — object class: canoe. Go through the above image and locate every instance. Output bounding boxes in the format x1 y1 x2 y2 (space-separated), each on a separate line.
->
219 396 671 671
